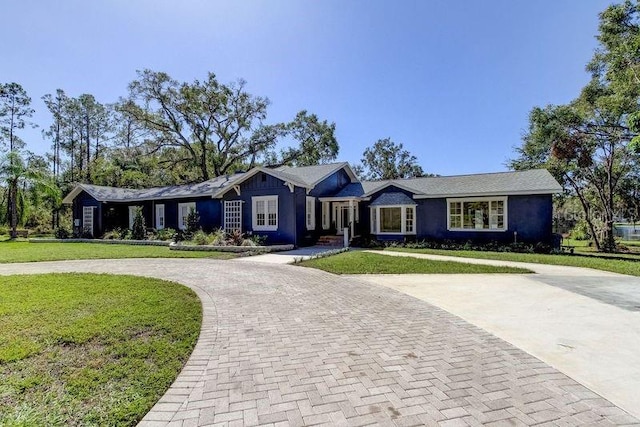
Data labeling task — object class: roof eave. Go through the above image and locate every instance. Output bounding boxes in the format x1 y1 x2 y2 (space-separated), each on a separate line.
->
62 184 104 205
413 189 563 199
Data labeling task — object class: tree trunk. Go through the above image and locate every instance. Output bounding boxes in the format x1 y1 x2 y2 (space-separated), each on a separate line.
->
567 173 602 251
8 179 18 239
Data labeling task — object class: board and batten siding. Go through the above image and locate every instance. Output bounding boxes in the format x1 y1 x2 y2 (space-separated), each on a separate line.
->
414 194 554 244
221 172 297 245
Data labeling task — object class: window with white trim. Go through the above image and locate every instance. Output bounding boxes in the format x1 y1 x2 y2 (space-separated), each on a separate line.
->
252 196 278 231
380 207 402 233
321 202 330 229
370 205 416 235
447 197 507 231
155 204 165 230
224 200 242 232
306 196 316 230
178 202 196 230
406 206 414 233
370 207 377 234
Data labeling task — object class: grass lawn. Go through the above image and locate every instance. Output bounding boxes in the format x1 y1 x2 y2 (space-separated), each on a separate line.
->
0 273 201 426
562 238 640 256
0 239 236 263
386 247 640 276
299 251 531 274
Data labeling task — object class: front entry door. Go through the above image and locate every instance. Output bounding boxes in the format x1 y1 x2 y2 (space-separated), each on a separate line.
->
336 205 349 235
334 202 358 235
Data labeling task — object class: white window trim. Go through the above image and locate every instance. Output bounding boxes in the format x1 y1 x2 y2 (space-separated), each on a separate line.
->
370 205 417 235
446 196 508 232
155 204 165 230
306 196 316 230
224 200 242 232
178 202 196 231
252 195 278 231
321 201 330 230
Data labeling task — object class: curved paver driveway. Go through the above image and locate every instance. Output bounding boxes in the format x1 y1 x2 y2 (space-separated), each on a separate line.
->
0 259 637 426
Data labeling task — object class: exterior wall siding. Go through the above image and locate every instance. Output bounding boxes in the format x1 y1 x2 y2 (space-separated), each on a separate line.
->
221 172 297 245
73 191 101 236
413 194 553 244
309 169 351 197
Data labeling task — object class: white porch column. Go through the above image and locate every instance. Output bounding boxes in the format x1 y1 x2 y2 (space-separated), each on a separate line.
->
349 199 354 238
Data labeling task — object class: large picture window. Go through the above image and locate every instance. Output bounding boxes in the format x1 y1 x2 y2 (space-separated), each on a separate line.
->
252 195 278 231
370 205 416 235
380 207 402 233
447 197 507 231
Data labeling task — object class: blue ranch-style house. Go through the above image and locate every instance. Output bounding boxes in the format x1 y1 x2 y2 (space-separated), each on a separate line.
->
62 162 562 246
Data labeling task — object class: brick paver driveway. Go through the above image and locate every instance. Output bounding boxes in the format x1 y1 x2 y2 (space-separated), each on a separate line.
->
0 259 637 426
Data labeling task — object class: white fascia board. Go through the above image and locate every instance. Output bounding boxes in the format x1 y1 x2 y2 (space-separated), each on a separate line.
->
62 184 104 204
318 196 364 202
212 167 310 198
361 181 421 198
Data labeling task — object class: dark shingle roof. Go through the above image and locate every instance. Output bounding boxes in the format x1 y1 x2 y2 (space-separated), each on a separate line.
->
363 169 562 198
369 192 416 206
276 162 354 186
64 166 561 205
63 174 246 204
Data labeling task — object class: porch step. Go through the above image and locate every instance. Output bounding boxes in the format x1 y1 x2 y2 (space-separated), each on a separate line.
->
316 235 344 246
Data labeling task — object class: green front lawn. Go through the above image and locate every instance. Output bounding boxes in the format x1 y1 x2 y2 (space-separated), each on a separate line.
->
299 251 531 274
386 247 640 276
0 273 201 426
0 240 235 263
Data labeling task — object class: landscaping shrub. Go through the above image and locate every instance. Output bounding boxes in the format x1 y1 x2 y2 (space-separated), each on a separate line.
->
226 229 244 246
241 239 256 247
387 239 552 254
173 230 185 243
154 227 176 241
131 208 146 240
103 228 123 240
192 230 212 246
210 228 226 245
54 226 70 239
119 228 132 240
249 234 267 246
185 210 200 236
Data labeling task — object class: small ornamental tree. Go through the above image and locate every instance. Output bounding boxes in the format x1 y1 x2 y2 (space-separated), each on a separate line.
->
185 209 200 237
131 207 146 240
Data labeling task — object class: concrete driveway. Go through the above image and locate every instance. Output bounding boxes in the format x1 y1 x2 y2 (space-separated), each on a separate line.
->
0 258 637 426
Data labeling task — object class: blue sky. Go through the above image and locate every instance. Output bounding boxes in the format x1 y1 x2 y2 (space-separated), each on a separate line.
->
1 0 611 175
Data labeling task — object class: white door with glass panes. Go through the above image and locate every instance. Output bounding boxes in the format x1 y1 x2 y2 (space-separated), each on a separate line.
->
333 202 358 235
178 202 196 230
155 204 165 230
128 206 140 229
